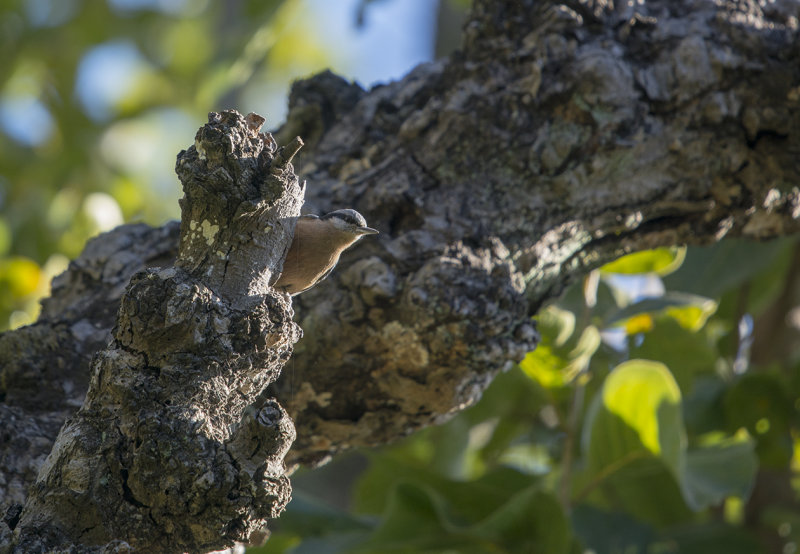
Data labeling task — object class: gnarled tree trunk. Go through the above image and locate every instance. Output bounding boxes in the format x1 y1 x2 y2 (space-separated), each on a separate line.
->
2 0 799 551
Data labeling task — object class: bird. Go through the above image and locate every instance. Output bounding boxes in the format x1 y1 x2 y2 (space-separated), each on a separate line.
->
271 209 378 295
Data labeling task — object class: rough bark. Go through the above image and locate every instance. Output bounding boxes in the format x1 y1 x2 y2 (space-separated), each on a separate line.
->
274 0 800 466
2 111 303 552
2 0 800 550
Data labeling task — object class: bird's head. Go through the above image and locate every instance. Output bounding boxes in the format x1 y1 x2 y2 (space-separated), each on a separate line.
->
319 209 379 238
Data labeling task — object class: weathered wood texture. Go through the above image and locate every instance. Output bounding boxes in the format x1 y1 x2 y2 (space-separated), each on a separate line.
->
1 0 799 550
3 111 304 552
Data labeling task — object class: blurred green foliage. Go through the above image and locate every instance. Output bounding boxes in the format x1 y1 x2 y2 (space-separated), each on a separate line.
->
0 0 352 329
262 240 800 554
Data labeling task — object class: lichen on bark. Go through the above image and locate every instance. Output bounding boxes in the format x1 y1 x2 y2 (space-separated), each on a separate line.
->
3 111 304 553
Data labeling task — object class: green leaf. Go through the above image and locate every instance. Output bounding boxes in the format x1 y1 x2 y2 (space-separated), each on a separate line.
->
682 376 728 435
579 360 695 525
662 239 792 298
601 247 685 276
574 456 693 526
571 505 656 553
249 533 300 554
583 359 685 475
542 305 577 346
357 483 570 553
723 373 795 467
0 218 11 256
471 488 570 553
580 360 758 522
255 491 375 554
520 342 569 388
629 318 719 393
361 483 459 547
463 363 544 426
354 454 537 524
461 367 549 469
681 433 757 510
275 491 374 536
603 292 717 331
664 303 717 332
521 306 600 387
660 523 764 554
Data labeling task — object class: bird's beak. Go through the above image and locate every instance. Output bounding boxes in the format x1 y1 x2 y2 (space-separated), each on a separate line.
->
357 226 379 235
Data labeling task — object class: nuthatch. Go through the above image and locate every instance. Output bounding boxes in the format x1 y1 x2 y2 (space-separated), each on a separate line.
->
272 209 378 295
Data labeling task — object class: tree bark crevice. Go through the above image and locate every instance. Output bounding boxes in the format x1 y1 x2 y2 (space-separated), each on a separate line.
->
1 0 799 550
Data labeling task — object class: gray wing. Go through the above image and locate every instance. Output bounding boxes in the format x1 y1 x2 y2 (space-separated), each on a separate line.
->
314 265 336 285
287 265 335 296
269 214 320 287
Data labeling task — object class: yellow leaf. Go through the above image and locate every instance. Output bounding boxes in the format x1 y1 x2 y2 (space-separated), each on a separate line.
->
1 256 42 297
625 313 654 334
665 302 717 331
602 247 686 276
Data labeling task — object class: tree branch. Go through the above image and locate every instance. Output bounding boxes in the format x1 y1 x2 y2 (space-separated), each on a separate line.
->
273 0 800 466
1 0 799 549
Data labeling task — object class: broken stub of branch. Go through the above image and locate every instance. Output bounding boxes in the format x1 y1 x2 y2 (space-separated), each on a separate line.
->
273 136 305 170
7 111 304 553
176 110 304 304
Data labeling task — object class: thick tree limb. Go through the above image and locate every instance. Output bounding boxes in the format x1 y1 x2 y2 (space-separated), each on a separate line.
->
274 0 800 466
1 0 799 550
